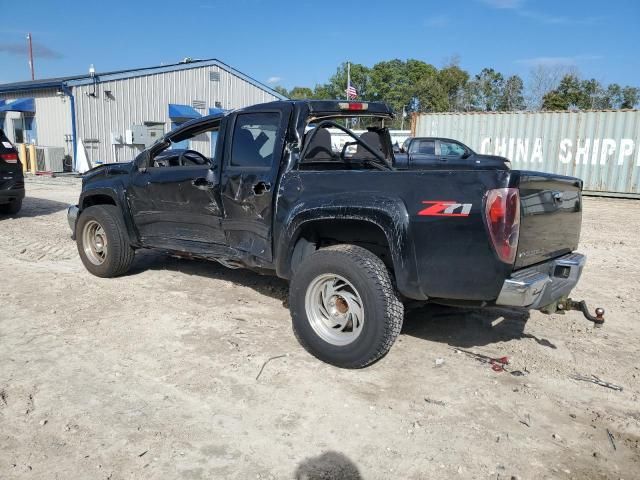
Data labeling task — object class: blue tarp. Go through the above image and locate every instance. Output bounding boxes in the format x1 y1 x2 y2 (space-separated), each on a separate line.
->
208 108 226 116
0 98 35 113
168 104 201 122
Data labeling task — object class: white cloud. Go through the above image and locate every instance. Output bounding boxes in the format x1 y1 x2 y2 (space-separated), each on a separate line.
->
518 10 600 25
516 55 603 67
266 76 281 84
479 0 524 9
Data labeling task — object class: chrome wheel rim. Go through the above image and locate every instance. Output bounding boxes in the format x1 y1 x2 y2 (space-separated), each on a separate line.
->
304 274 364 346
82 219 108 266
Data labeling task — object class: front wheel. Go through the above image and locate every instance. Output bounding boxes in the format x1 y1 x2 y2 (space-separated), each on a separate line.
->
76 205 135 278
289 244 404 368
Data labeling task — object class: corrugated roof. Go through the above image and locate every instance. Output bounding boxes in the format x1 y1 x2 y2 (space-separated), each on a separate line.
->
0 58 287 99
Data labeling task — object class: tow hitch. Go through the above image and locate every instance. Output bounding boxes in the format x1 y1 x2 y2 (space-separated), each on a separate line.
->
541 297 605 327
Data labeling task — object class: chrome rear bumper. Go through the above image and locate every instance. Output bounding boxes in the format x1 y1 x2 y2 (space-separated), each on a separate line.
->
496 253 586 309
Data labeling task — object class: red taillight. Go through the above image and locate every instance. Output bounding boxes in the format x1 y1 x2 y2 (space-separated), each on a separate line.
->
1 153 18 163
484 188 520 264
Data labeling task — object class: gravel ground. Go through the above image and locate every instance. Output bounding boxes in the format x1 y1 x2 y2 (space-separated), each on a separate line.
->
0 177 638 479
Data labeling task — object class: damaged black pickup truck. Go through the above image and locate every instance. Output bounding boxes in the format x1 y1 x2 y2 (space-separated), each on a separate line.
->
68 100 601 368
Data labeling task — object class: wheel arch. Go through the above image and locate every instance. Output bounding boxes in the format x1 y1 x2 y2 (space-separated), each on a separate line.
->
276 199 426 300
79 187 139 246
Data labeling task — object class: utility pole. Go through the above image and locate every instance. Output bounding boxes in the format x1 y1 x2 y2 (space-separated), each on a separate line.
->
27 33 35 80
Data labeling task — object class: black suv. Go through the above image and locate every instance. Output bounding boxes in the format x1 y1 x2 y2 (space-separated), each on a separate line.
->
0 129 24 215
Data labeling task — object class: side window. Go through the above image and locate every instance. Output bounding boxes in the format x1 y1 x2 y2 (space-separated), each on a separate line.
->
230 112 280 168
410 139 435 155
440 140 466 157
149 121 220 168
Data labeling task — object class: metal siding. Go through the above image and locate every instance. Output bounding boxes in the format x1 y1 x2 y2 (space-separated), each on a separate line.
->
74 64 279 164
414 110 640 195
0 88 71 153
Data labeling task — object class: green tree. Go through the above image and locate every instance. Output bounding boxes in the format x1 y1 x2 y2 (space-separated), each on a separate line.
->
288 87 314 99
542 74 583 110
277 59 637 115
499 75 526 111
315 62 371 100
580 78 608 109
273 85 289 98
603 84 639 109
471 68 505 111
621 86 640 108
369 59 412 109
438 63 470 111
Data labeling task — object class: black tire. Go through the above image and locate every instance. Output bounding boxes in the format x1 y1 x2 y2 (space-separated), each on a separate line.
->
289 244 404 368
0 198 22 215
76 205 135 278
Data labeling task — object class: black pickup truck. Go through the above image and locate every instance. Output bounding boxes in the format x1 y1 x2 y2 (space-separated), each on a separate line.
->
68 100 594 368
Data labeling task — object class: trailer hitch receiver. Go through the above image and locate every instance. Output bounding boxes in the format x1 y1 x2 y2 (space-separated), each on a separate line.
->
557 298 605 327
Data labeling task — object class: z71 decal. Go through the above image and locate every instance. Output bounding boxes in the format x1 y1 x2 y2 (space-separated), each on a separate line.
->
418 201 472 217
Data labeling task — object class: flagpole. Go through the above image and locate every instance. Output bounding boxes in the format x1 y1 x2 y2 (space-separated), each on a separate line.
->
347 61 350 101
346 61 350 128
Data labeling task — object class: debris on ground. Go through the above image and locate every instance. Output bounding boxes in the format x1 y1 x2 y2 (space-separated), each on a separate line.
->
519 413 531 428
606 429 617 451
454 348 509 372
424 397 446 407
256 354 289 381
569 374 623 392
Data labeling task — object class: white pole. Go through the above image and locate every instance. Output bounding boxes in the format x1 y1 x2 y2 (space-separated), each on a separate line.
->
346 61 351 128
347 61 351 100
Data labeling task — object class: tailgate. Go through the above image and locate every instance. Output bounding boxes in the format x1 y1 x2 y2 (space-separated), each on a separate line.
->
512 171 582 269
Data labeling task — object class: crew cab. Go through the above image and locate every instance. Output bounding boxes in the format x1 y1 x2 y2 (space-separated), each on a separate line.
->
68 100 590 368
0 129 24 215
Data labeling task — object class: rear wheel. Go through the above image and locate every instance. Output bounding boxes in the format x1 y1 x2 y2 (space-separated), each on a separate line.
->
0 198 22 215
289 244 404 368
76 205 135 277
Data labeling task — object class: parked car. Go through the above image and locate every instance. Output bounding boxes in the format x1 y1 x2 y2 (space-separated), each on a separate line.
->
0 129 24 215
400 136 511 169
68 100 592 368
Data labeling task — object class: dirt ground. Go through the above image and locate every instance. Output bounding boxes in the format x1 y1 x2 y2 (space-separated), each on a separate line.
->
1 177 638 480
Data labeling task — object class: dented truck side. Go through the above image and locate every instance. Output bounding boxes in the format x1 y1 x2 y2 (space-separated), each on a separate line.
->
68 100 597 368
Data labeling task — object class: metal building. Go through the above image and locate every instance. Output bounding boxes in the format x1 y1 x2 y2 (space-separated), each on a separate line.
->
0 59 286 169
413 110 640 197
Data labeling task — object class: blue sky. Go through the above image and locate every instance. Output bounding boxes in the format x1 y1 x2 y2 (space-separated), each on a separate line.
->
0 0 638 89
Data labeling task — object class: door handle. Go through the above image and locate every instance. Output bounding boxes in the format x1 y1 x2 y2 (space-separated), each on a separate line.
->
192 177 214 190
252 181 271 196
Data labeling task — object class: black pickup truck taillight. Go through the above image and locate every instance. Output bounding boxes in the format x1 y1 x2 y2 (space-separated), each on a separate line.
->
484 188 520 264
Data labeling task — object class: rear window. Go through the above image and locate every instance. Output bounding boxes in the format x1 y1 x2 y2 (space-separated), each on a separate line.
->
230 112 280 168
410 139 435 155
0 130 16 153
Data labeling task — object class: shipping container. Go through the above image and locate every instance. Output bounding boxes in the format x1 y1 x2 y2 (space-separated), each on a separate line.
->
413 110 640 197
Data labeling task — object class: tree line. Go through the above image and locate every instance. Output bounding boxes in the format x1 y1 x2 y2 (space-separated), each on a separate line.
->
273 59 639 128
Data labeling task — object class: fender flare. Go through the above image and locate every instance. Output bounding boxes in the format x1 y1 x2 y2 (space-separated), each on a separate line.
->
275 195 426 300
78 186 140 246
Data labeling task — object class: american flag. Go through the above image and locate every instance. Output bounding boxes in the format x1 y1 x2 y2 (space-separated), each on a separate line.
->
346 84 358 99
